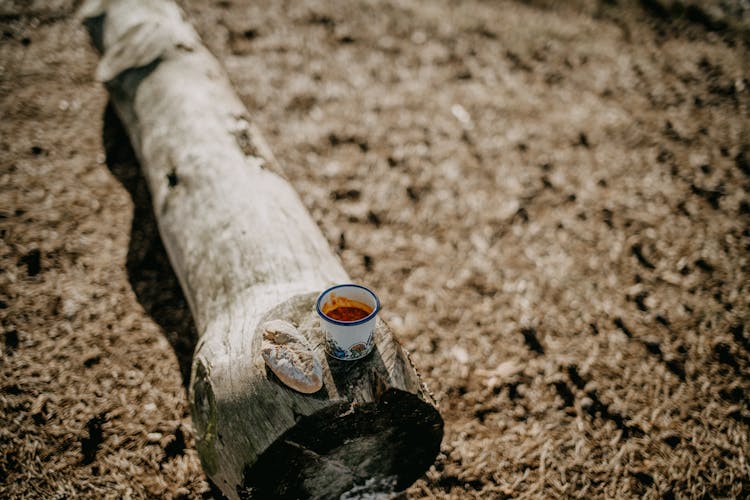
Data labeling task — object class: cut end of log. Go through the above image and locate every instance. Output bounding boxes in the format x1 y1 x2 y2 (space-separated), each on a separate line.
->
236 389 443 499
190 293 444 498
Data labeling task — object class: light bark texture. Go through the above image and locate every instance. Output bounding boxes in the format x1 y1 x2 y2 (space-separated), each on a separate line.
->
81 1 443 498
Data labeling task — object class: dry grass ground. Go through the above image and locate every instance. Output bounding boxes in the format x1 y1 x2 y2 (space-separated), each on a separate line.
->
1 0 749 498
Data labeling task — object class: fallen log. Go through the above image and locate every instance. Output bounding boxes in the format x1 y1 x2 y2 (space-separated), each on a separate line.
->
81 1 443 498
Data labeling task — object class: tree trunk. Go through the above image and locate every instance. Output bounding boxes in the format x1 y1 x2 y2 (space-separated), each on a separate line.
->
81 1 443 498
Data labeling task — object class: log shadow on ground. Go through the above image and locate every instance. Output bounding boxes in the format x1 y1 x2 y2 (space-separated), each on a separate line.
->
102 103 198 390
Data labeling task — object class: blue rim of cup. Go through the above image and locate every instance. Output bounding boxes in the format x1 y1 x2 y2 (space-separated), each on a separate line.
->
316 283 381 326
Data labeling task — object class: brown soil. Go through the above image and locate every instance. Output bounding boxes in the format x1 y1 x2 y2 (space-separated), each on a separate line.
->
2 0 749 498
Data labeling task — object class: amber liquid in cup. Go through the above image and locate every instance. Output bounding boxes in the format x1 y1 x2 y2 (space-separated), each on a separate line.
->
322 294 373 322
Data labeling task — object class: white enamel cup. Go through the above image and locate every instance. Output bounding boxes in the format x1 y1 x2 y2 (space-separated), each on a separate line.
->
316 284 380 361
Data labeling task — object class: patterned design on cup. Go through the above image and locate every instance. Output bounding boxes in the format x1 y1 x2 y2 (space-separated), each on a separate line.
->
317 284 380 361
324 331 375 361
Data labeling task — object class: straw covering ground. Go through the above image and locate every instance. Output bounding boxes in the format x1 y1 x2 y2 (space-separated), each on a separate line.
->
1 0 749 497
